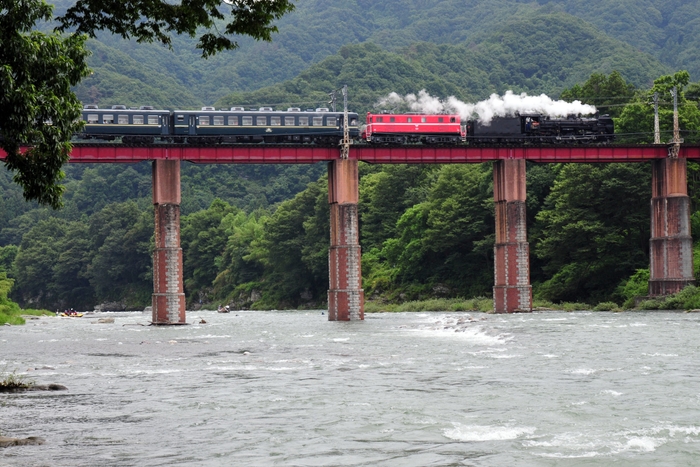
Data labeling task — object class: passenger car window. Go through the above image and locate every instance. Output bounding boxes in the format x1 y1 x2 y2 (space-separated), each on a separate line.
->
270 116 281 126
176 115 185 123
87 114 99 124
285 116 295 126
133 115 144 124
213 116 224 126
312 117 323 126
326 117 337 126
256 116 267 126
103 114 114 124
242 116 253 125
147 115 159 125
199 116 210 126
228 116 239 126
118 115 129 124
299 116 309 126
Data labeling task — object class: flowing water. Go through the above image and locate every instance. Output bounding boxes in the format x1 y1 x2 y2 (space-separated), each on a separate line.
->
2 310 700 466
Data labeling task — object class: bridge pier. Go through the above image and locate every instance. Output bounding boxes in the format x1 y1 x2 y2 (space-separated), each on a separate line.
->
649 158 694 295
151 160 187 324
493 159 532 313
327 159 364 320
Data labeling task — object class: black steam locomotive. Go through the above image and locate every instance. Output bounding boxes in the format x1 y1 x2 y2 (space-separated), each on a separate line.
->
467 114 615 143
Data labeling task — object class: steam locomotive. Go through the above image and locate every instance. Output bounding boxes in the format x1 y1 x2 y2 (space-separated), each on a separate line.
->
78 105 614 145
467 114 615 143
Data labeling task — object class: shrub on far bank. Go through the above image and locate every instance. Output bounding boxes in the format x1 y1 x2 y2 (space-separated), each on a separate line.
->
0 273 23 325
617 269 650 309
363 286 700 314
635 298 664 310
658 285 700 310
560 302 591 312
632 285 700 311
364 297 492 313
593 301 622 312
364 301 399 313
0 273 53 325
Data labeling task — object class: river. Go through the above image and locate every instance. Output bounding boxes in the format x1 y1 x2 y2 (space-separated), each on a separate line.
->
2 310 700 466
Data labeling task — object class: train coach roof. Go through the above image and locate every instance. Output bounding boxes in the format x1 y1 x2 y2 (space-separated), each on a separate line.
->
172 108 357 115
82 106 169 112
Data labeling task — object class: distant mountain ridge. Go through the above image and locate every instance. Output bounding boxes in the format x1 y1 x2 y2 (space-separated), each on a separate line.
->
55 0 696 108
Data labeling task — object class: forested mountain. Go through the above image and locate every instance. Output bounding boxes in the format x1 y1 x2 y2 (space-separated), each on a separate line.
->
48 0 697 108
215 13 667 116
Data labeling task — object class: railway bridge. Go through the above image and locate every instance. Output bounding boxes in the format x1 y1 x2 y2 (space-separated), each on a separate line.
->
6 143 700 322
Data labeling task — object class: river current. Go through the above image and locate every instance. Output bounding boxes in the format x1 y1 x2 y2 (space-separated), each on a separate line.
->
2 310 700 466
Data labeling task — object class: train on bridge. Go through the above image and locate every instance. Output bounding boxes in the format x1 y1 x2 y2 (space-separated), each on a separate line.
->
78 105 615 146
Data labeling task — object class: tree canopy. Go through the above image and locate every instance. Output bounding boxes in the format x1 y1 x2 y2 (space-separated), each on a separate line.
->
57 0 295 58
560 71 636 118
617 70 700 144
0 0 90 208
0 0 294 208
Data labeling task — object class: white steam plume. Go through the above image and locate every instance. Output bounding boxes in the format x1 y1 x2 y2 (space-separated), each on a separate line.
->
375 90 597 124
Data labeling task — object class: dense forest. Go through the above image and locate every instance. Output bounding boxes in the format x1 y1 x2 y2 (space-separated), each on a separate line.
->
46 0 700 107
2 1 700 311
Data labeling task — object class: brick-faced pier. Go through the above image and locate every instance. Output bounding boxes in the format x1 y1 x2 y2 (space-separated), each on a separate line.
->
649 158 695 295
152 160 186 324
327 159 364 320
493 159 532 313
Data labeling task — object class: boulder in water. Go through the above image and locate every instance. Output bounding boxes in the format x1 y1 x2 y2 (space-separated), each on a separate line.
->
0 436 45 447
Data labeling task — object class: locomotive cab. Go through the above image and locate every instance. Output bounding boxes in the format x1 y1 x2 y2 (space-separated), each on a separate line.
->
523 115 542 134
597 114 615 136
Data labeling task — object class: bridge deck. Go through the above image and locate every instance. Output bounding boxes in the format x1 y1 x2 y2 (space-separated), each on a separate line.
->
2 144 700 164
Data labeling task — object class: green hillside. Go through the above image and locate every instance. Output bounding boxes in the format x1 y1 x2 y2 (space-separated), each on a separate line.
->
55 0 696 107
215 12 668 114
74 41 202 108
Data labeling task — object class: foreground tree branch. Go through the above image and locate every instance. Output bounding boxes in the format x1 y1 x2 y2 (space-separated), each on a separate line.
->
0 0 90 208
1 0 294 208
57 0 295 58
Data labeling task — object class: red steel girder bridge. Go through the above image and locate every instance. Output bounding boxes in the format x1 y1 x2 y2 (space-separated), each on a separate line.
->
22 143 700 164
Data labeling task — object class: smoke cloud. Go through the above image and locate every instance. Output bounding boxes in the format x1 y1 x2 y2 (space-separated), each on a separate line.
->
375 90 597 124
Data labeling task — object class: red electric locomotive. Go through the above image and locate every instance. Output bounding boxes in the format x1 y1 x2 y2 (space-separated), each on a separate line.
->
362 112 465 144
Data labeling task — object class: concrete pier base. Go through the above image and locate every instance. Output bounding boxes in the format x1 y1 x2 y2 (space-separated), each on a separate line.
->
493 160 532 313
327 159 364 321
151 160 186 324
649 158 694 296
